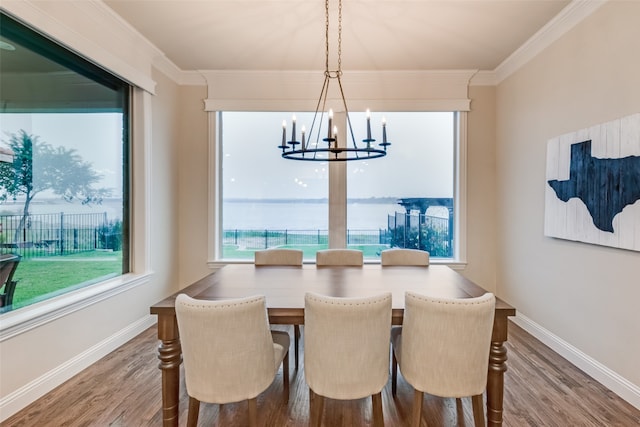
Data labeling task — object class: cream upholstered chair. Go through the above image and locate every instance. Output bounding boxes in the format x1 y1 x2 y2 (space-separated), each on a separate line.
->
315 249 363 266
304 292 392 427
380 248 429 266
175 294 290 427
391 292 495 427
254 248 303 369
254 248 303 266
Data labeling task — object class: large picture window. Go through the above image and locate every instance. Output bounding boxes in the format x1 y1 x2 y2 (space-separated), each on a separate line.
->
0 13 129 312
217 111 459 262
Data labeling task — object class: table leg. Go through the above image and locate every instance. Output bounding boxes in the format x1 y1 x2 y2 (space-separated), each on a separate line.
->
487 313 509 426
157 314 182 427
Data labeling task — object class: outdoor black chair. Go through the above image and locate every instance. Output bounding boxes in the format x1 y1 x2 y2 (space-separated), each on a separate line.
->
0 254 22 308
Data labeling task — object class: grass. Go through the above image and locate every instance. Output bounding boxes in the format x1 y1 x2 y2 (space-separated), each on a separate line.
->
223 244 390 260
6 251 123 309
5 245 389 311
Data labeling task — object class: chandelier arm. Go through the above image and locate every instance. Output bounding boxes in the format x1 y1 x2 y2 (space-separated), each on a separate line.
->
336 76 359 152
314 75 332 160
307 74 331 154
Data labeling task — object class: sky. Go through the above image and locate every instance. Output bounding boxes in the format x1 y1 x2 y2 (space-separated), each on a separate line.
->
0 113 124 197
0 110 453 202
222 111 454 200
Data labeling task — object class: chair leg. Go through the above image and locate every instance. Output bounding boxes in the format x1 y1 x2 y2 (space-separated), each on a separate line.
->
309 388 324 427
283 351 290 403
471 394 486 427
372 392 384 427
391 351 398 397
411 389 423 427
248 397 258 427
186 396 200 427
294 325 300 370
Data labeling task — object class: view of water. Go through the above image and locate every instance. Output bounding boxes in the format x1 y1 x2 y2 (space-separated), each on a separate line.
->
0 199 448 230
0 199 124 220
223 201 449 230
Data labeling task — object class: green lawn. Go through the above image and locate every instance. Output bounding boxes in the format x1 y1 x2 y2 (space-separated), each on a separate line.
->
223 244 389 260
6 251 123 309
5 245 389 311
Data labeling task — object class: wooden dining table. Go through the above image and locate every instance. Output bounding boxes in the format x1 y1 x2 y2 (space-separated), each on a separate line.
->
150 264 516 426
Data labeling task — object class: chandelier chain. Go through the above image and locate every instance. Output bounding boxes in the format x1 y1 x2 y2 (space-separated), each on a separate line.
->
324 0 343 75
324 0 329 73
337 0 342 74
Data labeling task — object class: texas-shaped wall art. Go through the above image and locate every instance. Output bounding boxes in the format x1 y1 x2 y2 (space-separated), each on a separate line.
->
545 112 640 251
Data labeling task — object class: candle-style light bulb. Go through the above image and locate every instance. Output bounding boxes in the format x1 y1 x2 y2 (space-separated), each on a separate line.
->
328 109 334 140
282 120 287 147
333 125 338 148
382 117 387 144
301 125 306 150
366 109 372 140
292 115 296 142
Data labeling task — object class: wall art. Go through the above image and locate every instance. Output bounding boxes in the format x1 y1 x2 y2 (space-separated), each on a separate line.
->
544 113 640 251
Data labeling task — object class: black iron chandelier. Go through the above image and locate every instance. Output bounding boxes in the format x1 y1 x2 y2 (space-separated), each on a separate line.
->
278 0 390 161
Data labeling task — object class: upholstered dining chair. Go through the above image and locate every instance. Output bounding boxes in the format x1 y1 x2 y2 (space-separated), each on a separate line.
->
304 292 392 427
175 294 290 427
315 249 364 266
391 292 495 427
254 248 303 266
254 248 303 369
380 248 429 266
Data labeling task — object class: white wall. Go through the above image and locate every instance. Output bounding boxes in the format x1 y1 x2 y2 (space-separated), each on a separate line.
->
496 0 640 406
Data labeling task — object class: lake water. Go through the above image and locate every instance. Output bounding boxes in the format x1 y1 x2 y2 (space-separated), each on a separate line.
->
223 201 449 230
0 199 124 220
1 199 448 230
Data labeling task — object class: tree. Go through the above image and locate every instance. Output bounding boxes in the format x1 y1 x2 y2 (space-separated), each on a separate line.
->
0 130 111 243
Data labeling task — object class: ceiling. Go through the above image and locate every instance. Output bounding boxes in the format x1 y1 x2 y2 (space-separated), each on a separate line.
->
103 0 571 73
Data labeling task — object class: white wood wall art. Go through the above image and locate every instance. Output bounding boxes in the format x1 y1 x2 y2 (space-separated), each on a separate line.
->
544 113 640 251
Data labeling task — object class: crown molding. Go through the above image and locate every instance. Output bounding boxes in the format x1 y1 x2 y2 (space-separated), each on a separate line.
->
1 0 158 93
494 0 607 84
3 0 605 90
469 71 497 86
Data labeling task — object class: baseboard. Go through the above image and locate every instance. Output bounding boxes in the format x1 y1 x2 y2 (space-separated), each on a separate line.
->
512 313 640 410
0 315 157 422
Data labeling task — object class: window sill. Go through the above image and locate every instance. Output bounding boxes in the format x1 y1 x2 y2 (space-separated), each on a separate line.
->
0 272 153 342
208 260 468 269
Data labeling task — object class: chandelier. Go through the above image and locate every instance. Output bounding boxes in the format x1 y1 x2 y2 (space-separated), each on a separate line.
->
278 0 390 161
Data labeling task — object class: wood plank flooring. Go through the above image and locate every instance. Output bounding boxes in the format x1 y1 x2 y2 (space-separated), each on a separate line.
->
3 321 639 426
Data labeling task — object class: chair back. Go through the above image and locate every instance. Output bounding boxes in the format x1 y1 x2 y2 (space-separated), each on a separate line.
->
400 292 495 397
0 254 21 307
304 292 392 399
254 248 303 266
175 294 277 404
380 249 429 266
315 249 363 266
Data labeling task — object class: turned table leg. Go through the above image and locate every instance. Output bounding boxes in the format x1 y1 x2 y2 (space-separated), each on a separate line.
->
487 312 510 426
157 314 182 427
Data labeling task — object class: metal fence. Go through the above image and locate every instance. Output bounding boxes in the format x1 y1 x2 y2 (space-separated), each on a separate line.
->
0 212 114 257
222 217 452 256
222 229 388 249
387 212 453 257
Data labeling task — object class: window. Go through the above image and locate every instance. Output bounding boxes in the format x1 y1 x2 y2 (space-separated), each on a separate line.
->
0 13 129 312
217 111 460 262
347 112 456 260
220 112 328 261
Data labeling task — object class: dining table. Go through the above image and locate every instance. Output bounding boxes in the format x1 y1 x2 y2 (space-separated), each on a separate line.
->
150 263 516 426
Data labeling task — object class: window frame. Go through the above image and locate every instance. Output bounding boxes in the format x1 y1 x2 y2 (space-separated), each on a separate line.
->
209 109 468 266
0 13 152 340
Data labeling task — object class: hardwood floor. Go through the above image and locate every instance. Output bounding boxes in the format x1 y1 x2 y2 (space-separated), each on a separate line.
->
3 321 639 426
